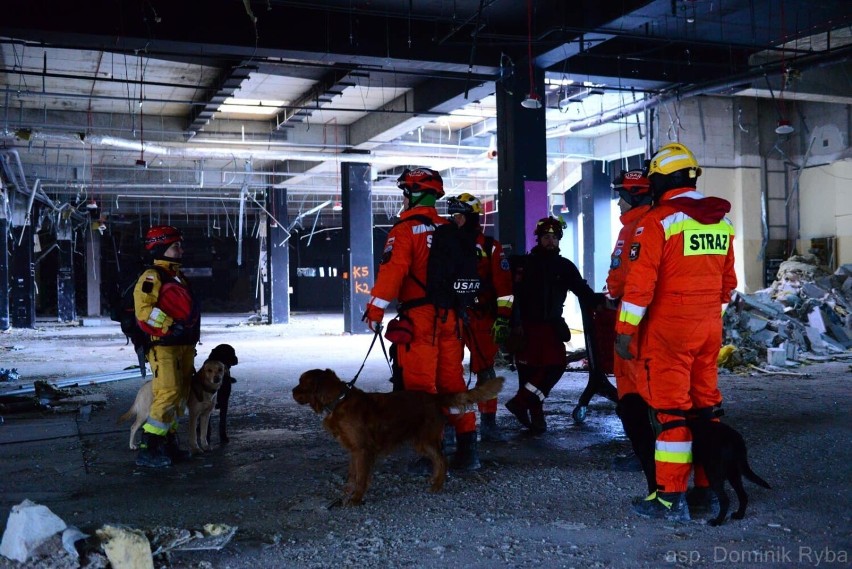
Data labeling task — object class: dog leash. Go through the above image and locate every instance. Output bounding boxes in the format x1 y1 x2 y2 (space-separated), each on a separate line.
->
348 324 393 387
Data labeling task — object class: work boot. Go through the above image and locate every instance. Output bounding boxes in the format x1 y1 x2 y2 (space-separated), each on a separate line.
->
450 432 481 472
686 486 720 516
528 399 547 434
164 432 191 462
135 432 171 469
442 424 456 455
479 412 507 442
505 395 532 429
633 491 691 522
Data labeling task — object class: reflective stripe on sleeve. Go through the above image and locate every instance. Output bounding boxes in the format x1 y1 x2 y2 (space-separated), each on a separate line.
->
617 301 645 327
368 296 391 309
146 307 168 330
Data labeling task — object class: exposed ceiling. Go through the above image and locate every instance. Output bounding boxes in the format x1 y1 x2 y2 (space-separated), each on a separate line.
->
1 0 850 235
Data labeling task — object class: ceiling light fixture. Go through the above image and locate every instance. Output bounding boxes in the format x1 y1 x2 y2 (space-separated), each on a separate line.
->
521 0 541 110
775 119 795 135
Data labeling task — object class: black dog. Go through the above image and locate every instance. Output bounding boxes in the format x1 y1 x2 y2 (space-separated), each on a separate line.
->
688 419 771 526
205 344 238 444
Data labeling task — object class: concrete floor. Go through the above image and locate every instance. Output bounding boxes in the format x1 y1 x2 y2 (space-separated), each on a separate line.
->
1 314 850 568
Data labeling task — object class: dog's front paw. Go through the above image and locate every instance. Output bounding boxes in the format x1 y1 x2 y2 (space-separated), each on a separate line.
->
343 495 364 507
189 446 204 455
129 443 138 450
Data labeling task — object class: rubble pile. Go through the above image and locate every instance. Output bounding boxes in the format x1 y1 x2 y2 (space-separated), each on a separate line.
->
721 254 852 370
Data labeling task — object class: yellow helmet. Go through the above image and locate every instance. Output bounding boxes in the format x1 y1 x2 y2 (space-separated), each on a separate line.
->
446 193 483 215
647 143 702 179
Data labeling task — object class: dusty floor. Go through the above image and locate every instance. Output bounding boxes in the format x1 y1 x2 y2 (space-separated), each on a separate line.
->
0 314 850 568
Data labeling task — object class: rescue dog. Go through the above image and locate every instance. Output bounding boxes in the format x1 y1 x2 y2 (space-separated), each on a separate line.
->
205 344 239 444
117 380 153 450
186 359 226 454
292 368 504 506
688 419 771 526
118 359 226 453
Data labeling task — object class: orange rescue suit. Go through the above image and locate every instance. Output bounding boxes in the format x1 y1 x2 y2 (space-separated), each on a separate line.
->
616 188 736 493
366 208 473 434
462 232 513 414
606 203 650 398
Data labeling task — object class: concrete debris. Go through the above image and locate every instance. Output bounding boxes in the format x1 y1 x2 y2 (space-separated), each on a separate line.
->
0 499 68 562
0 499 236 567
722 255 852 371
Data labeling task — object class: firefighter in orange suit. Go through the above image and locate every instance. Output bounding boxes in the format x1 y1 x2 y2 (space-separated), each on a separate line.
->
363 168 479 471
447 193 514 442
605 170 656 493
615 143 737 521
134 225 200 468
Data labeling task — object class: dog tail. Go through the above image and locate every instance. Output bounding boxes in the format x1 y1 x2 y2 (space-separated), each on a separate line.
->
736 437 772 489
440 377 505 409
116 408 134 425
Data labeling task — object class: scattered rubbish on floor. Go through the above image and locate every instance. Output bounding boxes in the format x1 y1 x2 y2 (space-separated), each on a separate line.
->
0 499 237 567
0 368 20 382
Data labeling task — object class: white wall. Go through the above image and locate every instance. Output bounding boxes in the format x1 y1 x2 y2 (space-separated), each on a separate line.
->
798 159 852 267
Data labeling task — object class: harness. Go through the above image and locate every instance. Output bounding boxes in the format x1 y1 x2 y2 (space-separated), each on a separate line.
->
649 405 725 436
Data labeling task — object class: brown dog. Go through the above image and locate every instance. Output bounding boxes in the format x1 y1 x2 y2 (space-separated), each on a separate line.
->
292 368 504 506
186 359 226 454
117 380 153 450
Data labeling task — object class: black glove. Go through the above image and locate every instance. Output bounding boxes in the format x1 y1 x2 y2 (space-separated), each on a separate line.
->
615 333 634 360
169 322 185 337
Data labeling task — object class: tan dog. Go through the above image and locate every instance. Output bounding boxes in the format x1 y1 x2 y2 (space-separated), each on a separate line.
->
292 368 504 506
186 359 226 454
117 359 225 453
117 381 153 450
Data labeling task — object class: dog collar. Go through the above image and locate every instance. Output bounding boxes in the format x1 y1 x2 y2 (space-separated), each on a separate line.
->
322 384 352 415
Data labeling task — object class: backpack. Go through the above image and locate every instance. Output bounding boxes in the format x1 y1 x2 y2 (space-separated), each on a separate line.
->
402 215 482 311
109 266 169 355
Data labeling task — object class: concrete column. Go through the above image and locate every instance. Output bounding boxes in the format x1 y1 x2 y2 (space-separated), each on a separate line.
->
84 225 102 317
267 187 291 324
9 200 35 328
495 63 548 255
341 162 374 334
578 161 613 291
56 219 76 322
0 202 9 330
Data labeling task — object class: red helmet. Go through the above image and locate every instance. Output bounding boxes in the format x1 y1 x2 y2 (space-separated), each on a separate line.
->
144 225 182 251
534 216 566 240
612 169 650 196
396 168 445 199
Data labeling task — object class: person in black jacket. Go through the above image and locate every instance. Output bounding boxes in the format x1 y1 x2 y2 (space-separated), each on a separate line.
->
504 216 602 433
